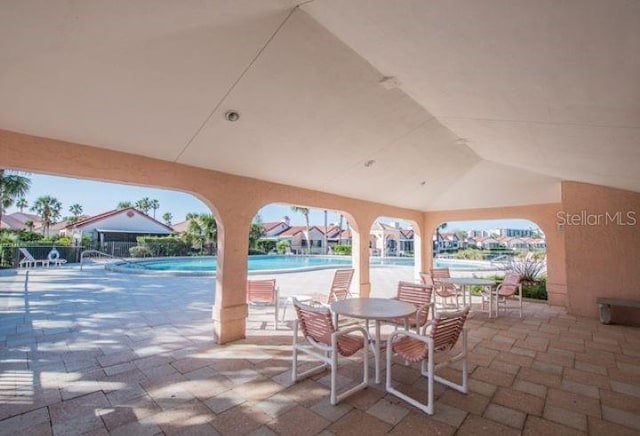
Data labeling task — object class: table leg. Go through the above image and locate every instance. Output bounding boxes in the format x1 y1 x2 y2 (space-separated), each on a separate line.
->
374 320 381 384
492 287 497 318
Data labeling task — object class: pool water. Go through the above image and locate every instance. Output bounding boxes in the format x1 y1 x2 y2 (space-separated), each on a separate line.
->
116 255 488 274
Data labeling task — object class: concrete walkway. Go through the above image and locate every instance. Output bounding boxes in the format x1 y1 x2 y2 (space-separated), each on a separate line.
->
0 266 638 435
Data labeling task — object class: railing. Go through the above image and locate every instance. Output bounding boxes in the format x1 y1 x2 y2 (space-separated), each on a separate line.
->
79 250 141 271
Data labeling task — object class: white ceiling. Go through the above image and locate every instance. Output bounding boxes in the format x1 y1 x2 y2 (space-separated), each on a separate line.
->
1 0 638 210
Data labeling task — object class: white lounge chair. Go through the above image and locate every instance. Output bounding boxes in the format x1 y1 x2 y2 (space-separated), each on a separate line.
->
18 247 49 268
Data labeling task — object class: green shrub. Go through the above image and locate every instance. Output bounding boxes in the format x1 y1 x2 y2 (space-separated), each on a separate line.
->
333 245 352 255
469 274 547 300
248 249 266 255
0 246 16 268
455 249 484 260
522 277 547 300
256 239 276 253
276 240 291 254
136 236 190 257
129 246 153 258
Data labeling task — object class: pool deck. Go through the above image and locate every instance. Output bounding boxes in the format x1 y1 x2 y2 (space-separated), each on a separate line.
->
0 266 638 435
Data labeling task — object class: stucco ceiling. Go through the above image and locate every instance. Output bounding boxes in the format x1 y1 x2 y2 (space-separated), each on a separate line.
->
1 0 638 211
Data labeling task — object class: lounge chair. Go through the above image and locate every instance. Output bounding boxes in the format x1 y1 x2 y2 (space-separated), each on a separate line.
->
18 247 50 268
247 279 279 328
386 306 470 415
281 268 355 321
311 268 355 306
292 298 369 405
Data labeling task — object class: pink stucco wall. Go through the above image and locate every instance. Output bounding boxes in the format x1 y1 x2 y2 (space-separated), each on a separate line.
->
561 182 640 322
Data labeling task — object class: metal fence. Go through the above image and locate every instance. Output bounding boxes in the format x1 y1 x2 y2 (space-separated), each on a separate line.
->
0 245 84 268
97 242 137 258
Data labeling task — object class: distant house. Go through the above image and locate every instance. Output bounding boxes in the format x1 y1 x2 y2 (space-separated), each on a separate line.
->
0 212 41 231
255 216 414 256
524 237 547 251
170 220 189 234
278 225 326 254
467 236 501 250
262 217 291 238
433 232 457 253
62 208 174 249
500 237 529 251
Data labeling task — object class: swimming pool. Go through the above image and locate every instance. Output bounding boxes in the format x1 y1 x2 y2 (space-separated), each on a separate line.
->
107 255 490 276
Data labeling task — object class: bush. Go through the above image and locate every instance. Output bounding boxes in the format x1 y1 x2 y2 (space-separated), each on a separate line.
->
136 236 190 257
469 274 547 300
0 246 16 268
276 240 291 254
248 249 266 255
333 245 352 256
455 249 484 260
129 246 153 258
522 277 547 299
256 240 276 253
505 257 545 285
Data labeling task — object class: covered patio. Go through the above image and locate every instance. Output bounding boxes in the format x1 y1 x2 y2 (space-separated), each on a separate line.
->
1 0 639 434
1 267 639 434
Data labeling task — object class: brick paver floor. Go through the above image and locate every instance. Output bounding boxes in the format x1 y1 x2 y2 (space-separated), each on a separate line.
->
0 266 638 435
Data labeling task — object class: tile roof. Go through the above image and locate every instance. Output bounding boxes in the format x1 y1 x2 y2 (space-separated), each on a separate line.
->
67 207 174 232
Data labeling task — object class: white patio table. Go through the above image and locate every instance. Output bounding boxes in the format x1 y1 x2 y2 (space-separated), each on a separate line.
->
436 277 496 316
331 298 416 384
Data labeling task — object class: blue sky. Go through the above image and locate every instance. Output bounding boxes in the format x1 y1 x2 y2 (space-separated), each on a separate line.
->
7 173 539 231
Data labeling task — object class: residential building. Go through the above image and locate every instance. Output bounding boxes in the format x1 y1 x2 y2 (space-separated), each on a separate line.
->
61 207 174 254
0 212 41 231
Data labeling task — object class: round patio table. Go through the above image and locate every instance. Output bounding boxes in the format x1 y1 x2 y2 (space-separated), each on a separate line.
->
331 298 416 384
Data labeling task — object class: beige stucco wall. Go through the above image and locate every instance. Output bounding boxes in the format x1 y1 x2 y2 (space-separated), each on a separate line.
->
561 182 640 322
423 204 567 307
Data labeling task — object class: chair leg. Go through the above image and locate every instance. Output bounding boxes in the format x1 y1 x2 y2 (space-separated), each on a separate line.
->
386 338 435 415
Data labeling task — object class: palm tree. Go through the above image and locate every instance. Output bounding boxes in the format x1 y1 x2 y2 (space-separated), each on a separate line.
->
338 214 344 245
162 212 173 226
68 203 83 224
185 213 217 254
117 201 132 209
135 197 152 215
249 215 266 250
31 195 62 237
291 205 311 254
198 214 217 254
0 170 31 227
149 199 160 219
16 198 28 212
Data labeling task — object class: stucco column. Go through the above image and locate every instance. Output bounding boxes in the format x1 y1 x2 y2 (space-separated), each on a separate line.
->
350 214 374 298
211 211 252 344
422 214 437 276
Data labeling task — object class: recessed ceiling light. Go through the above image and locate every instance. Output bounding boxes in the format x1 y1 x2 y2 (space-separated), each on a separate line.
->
364 159 376 168
225 111 240 122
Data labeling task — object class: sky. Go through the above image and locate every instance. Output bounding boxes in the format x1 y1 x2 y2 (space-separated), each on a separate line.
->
6 173 539 231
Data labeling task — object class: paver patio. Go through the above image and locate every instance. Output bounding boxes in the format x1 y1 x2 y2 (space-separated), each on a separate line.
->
0 266 639 435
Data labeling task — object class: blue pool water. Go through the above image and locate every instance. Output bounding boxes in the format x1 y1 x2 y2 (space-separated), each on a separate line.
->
113 255 488 275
